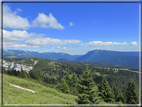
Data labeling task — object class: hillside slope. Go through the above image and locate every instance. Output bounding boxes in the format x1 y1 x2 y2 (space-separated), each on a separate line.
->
76 49 139 69
3 74 77 104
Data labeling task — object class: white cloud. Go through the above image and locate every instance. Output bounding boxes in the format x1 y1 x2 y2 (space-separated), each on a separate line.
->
69 22 73 26
25 38 81 45
3 29 46 42
14 8 22 14
57 46 61 49
3 29 31 42
63 47 70 51
2 29 44 48
3 5 30 29
63 47 67 50
129 41 137 45
2 29 81 49
32 13 64 30
81 41 137 47
3 42 39 48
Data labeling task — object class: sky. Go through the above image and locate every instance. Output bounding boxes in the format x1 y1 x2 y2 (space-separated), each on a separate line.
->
2 2 139 55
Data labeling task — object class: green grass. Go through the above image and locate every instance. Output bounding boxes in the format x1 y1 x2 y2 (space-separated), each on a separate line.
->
3 74 77 104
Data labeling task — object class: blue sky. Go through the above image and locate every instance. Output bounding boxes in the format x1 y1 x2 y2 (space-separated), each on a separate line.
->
2 2 139 55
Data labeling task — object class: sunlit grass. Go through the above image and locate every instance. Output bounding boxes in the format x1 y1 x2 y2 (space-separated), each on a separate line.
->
3 74 77 104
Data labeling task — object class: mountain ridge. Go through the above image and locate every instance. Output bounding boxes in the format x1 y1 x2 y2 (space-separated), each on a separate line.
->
76 49 139 69
3 49 139 69
3 49 82 61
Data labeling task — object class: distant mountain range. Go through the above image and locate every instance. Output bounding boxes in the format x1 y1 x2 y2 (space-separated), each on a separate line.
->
3 49 139 69
3 49 82 61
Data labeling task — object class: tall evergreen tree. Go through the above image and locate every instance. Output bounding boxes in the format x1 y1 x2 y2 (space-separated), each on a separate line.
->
18 68 27 78
98 76 114 103
122 85 127 103
126 79 139 104
77 64 102 104
64 73 72 87
70 72 79 95
113 84 125 103
57 78 70 93
72 72 79 87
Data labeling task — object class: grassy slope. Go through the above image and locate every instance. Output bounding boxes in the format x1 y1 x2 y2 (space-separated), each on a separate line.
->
3 74 77 104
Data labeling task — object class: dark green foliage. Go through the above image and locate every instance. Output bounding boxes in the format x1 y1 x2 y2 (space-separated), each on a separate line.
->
57 72 79 95
92 67 139 91
126 79 139 104
77 64 101 104
113 85 125 103
72 72 79 87
64 73 72 87
18 68 29 78
98 76 115 103
69 72 79 96
18 70 27 78
122 85 127 104
57 78 70 93
3 68 30 79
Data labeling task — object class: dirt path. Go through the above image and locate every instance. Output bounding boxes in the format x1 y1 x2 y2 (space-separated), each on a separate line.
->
9 84 36 93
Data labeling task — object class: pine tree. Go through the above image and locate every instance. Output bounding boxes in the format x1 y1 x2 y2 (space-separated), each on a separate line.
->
98 76 114 103
70 72 79 95
77 64 101 104
122 85 127 103
18 68 27 78
64 73 72 87
126 79 139 104
113 85 124 103
72 72 79 87
57 78 70 93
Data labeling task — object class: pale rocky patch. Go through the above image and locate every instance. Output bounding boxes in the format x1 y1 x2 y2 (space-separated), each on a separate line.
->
9 84 36 93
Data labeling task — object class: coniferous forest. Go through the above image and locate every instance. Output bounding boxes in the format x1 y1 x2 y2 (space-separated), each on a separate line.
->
2 57 141 105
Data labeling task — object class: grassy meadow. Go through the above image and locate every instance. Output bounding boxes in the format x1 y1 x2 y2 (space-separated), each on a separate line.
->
3 74 77 104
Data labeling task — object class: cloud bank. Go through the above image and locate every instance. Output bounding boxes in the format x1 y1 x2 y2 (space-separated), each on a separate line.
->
3 42 39 48
25 38 81 45
81 41 137 47
2 29 81 48
3 29 31 42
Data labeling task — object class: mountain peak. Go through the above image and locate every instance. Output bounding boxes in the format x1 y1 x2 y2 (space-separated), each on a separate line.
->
90 49 100 52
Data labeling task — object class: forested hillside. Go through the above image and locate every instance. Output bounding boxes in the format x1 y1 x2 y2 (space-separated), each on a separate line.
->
3 57 140 92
